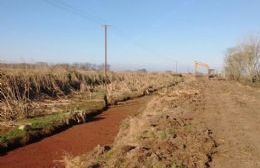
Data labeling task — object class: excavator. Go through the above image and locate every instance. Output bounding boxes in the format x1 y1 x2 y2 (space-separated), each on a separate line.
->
194 61 216 78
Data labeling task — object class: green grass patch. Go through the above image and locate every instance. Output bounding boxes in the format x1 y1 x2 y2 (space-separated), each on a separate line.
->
28 113 66 130
0 95 106 153
0 127 26 144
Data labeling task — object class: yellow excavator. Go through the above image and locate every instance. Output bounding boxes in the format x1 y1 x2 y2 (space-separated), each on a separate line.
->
194 61 216 78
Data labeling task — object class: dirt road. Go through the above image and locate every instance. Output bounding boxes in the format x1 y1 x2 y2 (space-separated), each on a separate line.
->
192 78 260 168
0 96 151 168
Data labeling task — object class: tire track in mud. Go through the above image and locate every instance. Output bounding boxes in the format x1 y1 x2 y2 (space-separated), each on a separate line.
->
194 79 260 168
0 96 152 168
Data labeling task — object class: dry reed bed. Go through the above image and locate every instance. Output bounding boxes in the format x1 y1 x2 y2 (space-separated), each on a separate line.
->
0 68 180 121
106 72 182 104
0 67 107 120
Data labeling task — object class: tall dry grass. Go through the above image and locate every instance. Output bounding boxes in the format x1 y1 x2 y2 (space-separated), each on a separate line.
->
0 66 107 120
0 64 180 121
106 72 180 104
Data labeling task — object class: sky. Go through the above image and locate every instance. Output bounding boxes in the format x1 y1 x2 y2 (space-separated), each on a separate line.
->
0 0 260 71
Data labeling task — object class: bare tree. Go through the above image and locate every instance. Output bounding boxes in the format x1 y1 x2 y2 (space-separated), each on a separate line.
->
224 35 260 82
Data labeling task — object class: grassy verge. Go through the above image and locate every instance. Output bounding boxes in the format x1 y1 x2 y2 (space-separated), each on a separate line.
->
238 79 260 88
0 92 106 154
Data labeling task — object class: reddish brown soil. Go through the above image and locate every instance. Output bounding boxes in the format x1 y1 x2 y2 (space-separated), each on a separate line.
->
0 96 151 168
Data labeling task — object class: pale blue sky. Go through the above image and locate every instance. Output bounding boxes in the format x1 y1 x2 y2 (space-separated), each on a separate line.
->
0 0 260 71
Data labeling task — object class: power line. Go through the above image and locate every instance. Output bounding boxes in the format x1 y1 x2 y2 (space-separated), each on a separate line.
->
42 0 164 56
43 0 104 25
54 0 108 23
42 0 180 70
109 26 180 66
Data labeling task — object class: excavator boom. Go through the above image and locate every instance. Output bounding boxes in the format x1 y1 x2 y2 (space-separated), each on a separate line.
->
194 61 210 77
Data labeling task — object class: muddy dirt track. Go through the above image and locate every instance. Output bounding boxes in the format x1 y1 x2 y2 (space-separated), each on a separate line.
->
0 96 151 168
190 78 260 168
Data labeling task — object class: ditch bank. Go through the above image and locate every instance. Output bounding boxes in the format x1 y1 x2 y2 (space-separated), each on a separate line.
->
0 95 152 168
0 79 182 155
0 98 107 154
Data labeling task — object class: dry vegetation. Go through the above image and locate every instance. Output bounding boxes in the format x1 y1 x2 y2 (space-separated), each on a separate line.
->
224 35 260 83
0 64 180 121
106 72 181 104
0 67 106 120
64 77 216 168
0 64 181 153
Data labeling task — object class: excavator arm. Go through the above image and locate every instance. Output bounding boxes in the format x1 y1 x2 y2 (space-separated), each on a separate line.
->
194 61 210 76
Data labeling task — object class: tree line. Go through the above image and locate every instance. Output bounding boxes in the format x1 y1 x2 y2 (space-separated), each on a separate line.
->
0 62 109 71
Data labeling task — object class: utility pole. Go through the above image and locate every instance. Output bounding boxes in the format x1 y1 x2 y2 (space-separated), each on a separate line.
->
175 61 178 73
102 24 111 77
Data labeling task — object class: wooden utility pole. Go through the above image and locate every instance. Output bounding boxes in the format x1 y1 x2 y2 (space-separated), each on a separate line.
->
175 61 178 73
102 25 111 77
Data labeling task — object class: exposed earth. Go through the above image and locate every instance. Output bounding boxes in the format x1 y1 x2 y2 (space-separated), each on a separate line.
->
0 77 260 168
194 78 260 168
